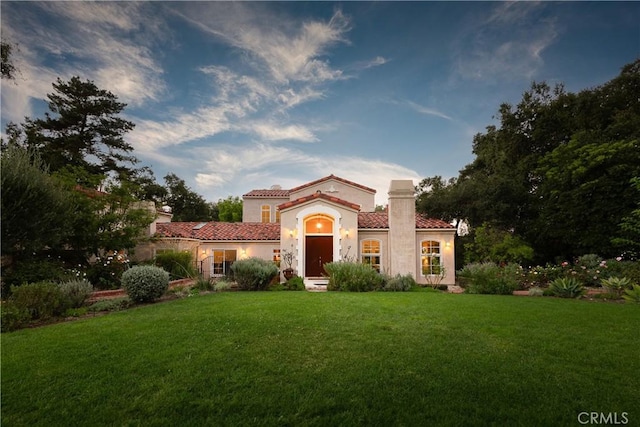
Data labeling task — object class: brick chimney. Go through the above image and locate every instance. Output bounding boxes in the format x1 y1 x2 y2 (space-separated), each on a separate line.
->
388 180 416 277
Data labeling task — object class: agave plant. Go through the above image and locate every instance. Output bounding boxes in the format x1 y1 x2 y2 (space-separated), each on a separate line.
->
549 277 585 298
623 285 640 304
601 277 633 298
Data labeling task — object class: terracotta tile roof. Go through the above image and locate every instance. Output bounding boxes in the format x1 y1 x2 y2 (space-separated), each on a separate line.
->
155 222 280 241
277 192 361 212
243 189 291 197
358 212 455 229
289 174 376 194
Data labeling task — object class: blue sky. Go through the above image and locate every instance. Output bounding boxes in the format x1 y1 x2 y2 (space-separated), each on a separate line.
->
1 2 638 205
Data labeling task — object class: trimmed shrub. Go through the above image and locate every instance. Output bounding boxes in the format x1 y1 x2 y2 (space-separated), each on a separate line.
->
154 251 197 280
231 258 279 291
382 274 416 292
8 281 67 320
121 265 169 303
458 262 520 295
284 276 305 291
324 262 385 292
59 279 94 308
549 277 585 298
1 302 31 332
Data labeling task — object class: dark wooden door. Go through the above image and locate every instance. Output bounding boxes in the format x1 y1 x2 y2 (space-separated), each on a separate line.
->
305 236 333 277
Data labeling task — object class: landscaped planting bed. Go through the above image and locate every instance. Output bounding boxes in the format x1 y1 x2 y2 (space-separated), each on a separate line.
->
2 291 638 426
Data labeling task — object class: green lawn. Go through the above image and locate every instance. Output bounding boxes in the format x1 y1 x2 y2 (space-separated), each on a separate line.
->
2 291 638 426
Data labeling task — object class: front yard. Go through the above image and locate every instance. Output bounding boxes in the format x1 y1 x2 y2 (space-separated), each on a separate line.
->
2 291 638 426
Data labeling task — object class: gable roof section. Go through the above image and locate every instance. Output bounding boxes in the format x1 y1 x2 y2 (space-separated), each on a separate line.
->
277 192 361 212
243 189 291 198
289 174 376 194
156 222 280 241
358 212 454 229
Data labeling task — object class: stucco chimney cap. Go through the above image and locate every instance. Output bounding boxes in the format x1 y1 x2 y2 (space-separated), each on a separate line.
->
388 180 415 195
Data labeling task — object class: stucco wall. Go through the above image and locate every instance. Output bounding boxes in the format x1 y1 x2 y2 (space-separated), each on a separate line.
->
242 197 290 223
290 179 375 212
414 230 456 285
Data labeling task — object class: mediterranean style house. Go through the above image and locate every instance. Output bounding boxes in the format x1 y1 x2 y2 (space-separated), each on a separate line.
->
136 175 456 287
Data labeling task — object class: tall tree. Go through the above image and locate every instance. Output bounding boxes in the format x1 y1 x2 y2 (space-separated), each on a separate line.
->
1 145 73 258
1 41 17 80
163 173 215 222
13 76 137 180
217 196 243 222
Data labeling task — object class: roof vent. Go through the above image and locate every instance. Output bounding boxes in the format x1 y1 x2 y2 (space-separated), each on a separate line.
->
270 184 282 190
192 222 207 230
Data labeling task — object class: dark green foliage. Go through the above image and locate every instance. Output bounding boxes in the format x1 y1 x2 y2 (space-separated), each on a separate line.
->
1 146 73 258
464 223 534 264
623 285 640 303
59 279 93 308
1 41 17 80
217 196 243 222
0 302 30 332
458 263 521 295
324 261 385 292
231 258 279 291
86 251 131 290
154 251 197 280
163 173 216 222
549 278 585 298
121 266 169 303
283 276 305 291
381 274 416 292
87 297 132 313
16 76 137 177
1 257 71 295
8 282 67 320
416 60 640 263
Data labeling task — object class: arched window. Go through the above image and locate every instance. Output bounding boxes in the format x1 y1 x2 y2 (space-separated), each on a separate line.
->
261 205 271 223
421 240 441 276
304 215 333 234
361 239 381 272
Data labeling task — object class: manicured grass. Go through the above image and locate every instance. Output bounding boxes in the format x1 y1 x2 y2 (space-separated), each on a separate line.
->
2 291 638 426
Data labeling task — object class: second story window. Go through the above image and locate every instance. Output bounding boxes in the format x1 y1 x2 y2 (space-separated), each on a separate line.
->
261 205 271 223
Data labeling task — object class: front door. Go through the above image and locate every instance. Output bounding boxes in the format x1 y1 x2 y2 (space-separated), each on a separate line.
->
305 236 333 277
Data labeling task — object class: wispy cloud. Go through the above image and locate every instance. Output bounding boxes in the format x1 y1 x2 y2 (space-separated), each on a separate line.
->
404 100 453 121
0 2 167 123
191 143 420 204
452 2 558 82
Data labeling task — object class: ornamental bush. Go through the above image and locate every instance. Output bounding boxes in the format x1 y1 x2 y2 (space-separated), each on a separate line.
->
121 265 169 303
8 281 67 320
458 262 520 295
324 261 385 292
231 258 279 291
59 279 94 308
381 274 416 292
154 251 197 280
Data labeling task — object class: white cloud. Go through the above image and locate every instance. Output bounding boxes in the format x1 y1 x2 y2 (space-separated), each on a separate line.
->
0 2 166 119
404 100 453 121
452 2 558 82
189 143 420 205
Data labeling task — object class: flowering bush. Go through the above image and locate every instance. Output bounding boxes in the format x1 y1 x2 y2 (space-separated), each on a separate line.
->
86 250 130 290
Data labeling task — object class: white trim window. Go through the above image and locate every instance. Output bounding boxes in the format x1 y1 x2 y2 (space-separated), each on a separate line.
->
361 239 381 272
212 249 237 276
261 205 271 223
421 240 442 276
